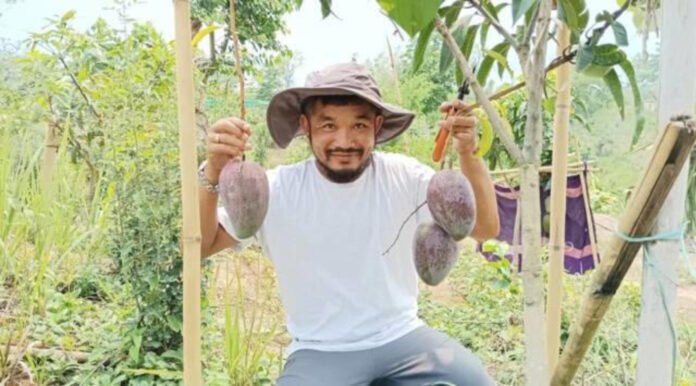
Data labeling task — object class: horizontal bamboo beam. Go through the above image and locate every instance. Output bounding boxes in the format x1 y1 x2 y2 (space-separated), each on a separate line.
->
490 161 593 177
551 117 696 385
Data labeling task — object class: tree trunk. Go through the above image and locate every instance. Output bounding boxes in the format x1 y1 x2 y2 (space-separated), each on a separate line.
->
518 1 552 384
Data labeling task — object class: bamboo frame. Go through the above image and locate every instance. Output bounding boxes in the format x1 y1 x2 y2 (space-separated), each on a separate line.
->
551 118 696 385
546 23 572 372
490 161 593 177
173 1 202 385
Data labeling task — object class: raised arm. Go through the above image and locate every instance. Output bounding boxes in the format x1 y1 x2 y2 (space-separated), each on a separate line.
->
438 100 500 242
199 117 251 258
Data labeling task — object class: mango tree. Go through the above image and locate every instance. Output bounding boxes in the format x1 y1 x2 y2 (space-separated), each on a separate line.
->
303 0 642 384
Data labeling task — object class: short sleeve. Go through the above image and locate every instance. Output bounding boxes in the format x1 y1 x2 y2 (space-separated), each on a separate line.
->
218 207 256 252
403 157 435 224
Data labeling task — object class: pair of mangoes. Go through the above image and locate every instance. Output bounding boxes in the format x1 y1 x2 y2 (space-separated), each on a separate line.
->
219 161 477 288
414 170 477 286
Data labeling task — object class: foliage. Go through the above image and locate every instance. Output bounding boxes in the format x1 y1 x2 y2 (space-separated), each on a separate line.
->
369 0 646 154
191 0 298 75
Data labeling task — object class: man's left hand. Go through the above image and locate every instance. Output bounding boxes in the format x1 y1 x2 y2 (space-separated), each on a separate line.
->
438 100 478 157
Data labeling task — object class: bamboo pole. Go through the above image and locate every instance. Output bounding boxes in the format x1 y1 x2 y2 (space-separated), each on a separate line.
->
40 121 59 194
545 23 572 372
578 171 600 267
173 1 202 385
551 118 696 385
229 0 245 120
489 161 593 177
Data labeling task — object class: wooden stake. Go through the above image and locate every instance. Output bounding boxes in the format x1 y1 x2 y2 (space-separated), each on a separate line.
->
173 1 202 385
551 118 696 385
545 23 572 372
229 0 245 120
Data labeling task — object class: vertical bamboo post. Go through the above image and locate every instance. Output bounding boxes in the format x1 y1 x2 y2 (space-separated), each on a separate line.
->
636 0 696 383
545 22 572 372
173 1 202 385
229 0 245 120
40 121 59 194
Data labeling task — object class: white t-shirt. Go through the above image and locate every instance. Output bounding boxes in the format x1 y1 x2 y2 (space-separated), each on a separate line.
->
218 152 435 355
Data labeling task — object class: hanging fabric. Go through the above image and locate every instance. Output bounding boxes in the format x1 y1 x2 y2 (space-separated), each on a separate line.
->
478 168 600 274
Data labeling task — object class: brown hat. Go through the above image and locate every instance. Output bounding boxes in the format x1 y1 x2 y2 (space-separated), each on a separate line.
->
266 62 415 149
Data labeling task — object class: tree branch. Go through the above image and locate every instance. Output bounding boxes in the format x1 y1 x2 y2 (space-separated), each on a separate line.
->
466 0 518 51
469 49 575 109
434 16 524 164
56 54 101 121
584 0 634 45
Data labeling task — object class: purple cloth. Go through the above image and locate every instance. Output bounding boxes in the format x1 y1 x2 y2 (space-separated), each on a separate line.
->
478 172 600 275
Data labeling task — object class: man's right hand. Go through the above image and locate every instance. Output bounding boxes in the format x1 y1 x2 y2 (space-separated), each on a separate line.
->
205 117 252 183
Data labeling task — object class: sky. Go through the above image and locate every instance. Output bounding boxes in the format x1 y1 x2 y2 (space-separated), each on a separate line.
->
0 0 657 85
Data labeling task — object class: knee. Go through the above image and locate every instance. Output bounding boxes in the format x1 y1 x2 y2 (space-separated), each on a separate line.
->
437 344 495 386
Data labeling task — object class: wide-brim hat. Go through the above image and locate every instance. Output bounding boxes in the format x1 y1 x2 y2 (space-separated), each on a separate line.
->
266 62 415 149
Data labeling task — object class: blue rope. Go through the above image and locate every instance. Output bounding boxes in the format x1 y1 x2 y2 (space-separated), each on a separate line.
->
615 223 696 385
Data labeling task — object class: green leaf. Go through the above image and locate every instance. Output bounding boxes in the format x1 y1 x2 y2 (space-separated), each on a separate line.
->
480 3 508 47
320 0 333 18
60 10 77 24
487 50 510 73
611 21 628 46
575 44 594 71
461 24 480 60
479 22 490 47
412 20 435 72
602 68 625 119
619 59 645 146
439 1 464 27
439 25 467 73
378 0 444 37
477 42 510 85
512 0 537 24
557 0 589 31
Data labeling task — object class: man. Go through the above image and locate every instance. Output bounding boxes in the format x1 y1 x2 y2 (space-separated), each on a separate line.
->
198 63 499 385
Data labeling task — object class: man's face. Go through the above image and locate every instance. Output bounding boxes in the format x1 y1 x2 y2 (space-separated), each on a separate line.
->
300 100 384 183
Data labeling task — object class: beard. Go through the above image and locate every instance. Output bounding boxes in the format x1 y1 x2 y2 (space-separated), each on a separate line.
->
307 133 373 183
314 153 373 183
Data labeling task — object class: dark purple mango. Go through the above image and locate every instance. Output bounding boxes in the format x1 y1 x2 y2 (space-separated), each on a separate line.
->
413 222 459 286
219 160 269 239
427 170 477 241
